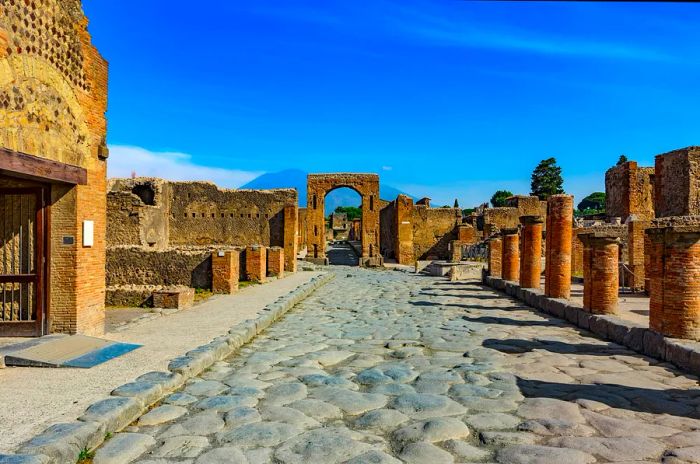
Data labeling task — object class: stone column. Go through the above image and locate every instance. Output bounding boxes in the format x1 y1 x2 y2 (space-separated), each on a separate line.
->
502 228 520 282
245 245 267 283
520 216 543 289
488 236 503 278
283 204 298 273
580 233 619 314
211 250 240 294
268 247 285 278
545 195 574 299
627 219 651 291
646 223 700 340
395 194 415 264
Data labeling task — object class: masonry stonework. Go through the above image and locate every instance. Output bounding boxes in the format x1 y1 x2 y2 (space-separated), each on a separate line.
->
545 195 574 299
267 247 285 278
488 237 503 278
212 250 240 294
605 161 655 221
246 246 267 283
519 216 543 289
580 232 620 315
0 0 108 335
655 147 700 218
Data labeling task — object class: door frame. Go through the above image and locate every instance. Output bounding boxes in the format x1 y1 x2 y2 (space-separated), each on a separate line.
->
0 187 49 337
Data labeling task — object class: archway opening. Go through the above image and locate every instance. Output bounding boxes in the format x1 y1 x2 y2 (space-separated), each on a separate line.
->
325 187 362 266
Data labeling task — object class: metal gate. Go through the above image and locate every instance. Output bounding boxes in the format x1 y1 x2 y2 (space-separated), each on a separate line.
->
0 188 46 336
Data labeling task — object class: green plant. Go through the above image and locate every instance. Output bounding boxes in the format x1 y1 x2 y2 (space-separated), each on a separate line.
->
531 157 564 200
333 206 362 221
617 154 628 166
490 190 514 207
77 448 94 463
577 192 606 212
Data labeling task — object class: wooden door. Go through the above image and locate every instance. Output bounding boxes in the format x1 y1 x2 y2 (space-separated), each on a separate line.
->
0 188 47 336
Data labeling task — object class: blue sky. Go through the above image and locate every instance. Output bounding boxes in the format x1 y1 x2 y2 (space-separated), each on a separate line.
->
85 0 700 207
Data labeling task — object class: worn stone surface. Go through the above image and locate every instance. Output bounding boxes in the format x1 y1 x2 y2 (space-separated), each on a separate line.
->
85 267 700 463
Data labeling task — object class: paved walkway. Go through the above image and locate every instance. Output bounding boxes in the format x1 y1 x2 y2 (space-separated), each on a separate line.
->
92 267 700 464
327 242 360 266
0 271 322 453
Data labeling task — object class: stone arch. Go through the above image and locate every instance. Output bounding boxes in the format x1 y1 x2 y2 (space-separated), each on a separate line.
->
307 173 380 264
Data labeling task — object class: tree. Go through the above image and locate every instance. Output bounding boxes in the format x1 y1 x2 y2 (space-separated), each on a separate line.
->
490 190 513 208
453 199 459 208
462 208 476 216
617 154 628 166
334 206 362 221
577 192 606 212
531 157 564 200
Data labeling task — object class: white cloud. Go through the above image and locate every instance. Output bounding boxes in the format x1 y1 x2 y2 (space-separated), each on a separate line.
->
382 166 393 171
107 145 263 188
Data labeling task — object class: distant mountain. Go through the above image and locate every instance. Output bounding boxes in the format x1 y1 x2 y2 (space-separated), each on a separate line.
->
240 169 417 213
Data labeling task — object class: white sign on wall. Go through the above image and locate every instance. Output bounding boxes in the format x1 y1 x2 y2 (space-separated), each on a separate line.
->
83 220 94 247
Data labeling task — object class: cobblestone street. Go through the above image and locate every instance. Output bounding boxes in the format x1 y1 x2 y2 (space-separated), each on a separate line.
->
98 268 700 464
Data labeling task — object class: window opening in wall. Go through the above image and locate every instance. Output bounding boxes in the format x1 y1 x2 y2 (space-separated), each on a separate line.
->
211 213 215 218
257 213 260 218
221 213 225 218
313 194 317 209
132 184 156 206
248 213 252 218
314 244 318 258
201 213 205 218
192 213 196 218
241 214 244 218
369 195 374 211
230 213 234 218
184 213 188 218
314 225 318 237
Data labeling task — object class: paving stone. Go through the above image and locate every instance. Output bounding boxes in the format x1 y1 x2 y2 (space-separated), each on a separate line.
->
273 427 372 463
93 433 155 464
160 411 224 438
464 413 521 431
163 393 198 406
344 450 402 464
549 436 666 461
262 382 308 406
392 417 470 444
138 405 188 426
193 446 248 464
151 435 210 458
390 393 466 419
441 439 490 461
287 399 343 421
312 387 387 415
184 380 228 397
496 444 596 464
354 409 409 432
193 395 257 412
259 406 320 428
398 441 454 464
217 421 301 448
223 407 262 429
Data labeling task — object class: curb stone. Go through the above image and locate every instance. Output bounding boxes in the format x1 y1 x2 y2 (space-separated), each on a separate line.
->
2 272 334 464
482 275 700 377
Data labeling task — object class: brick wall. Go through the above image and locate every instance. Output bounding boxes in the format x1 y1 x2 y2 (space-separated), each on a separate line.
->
0 0 108 335
655 147 700 217
605 161 655 221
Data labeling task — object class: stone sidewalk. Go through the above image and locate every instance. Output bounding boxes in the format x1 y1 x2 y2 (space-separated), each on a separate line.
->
0 271 322 453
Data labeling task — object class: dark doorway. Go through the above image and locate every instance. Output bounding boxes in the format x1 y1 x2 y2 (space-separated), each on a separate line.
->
0 188 47 336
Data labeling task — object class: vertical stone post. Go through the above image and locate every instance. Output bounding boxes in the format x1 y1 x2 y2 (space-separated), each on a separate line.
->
211 250 240 294
580 233 620 314
245 245 267 283
501 228 520 282
268 247 285 278
545 195 574 299
458 224 477 244
571 227 584 278
488 236 503 278
646 223 700 340
283 203 298 273
519 216 543 289
395 194 415 264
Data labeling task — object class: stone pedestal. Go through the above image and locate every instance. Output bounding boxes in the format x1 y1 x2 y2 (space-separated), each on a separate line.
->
520 216 543 289
647 222 700 340
502 229 520 283
488 236 503 278
580 233 619 314
268 247 285 278
212 250 240 294
545 195 574 298
153 287 194 310
246 245 267 283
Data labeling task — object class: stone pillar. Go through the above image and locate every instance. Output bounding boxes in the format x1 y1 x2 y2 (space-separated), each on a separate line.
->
211 250 240 294
501 228 520 282
646 223 700 340
627 219 651 291
245 245 267 283
283 204 298 273
268 247 285 278
488 236 503 278
545 195 574 299
580 233 619 314
571 227 584 278
457 224 477 244
395 194 415 264
520 216 543 289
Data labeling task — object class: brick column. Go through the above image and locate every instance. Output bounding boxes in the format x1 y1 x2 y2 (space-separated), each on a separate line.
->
519 216 543 289
488 236 503 278
268 247 285 278
627 219 651 291
458 224 477 244
395 194 415 264
211 250 240 294
545 195 574 298
580 233 619 314
501 228 520 282
245 245 267 283
646 223 700 340
283 204 298 273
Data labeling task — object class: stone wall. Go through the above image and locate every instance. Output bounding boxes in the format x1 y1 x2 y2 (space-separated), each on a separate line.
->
412 206 461 260
655 147 700 218
0 0 108 335
605 161 655 221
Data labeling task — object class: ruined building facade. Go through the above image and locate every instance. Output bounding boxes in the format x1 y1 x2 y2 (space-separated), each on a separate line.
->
0 0 108 335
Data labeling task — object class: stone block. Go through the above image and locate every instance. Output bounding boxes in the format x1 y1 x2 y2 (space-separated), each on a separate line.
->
663 339 695 371
152 287 194 310
577 310 592 331
79 397 143 434
622 327 646 352
0 455 50 464
589 316 610 339
246 245 268 282
212 250 239 294
564 305 580 324
642 330 666 359
18 422 104 464
268 247 285 278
